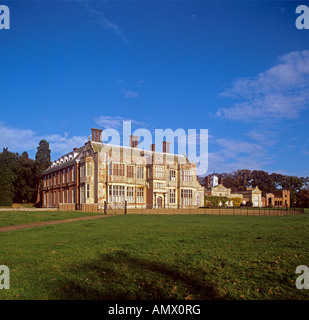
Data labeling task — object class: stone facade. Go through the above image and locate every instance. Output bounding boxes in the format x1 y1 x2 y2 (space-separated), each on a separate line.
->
42 129 204 210
262 189 290 207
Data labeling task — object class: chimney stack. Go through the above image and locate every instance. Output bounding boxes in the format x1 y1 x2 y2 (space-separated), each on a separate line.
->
205 176 210 189
162 141 170 153
91 128 103 142
130 135 139 148
150 144 155 152
218 176 224 186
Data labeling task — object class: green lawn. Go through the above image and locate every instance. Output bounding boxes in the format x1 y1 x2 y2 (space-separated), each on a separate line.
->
0 212 308 300
0 210 101 227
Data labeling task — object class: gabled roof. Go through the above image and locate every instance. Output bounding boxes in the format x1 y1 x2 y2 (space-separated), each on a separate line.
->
43 146 85 174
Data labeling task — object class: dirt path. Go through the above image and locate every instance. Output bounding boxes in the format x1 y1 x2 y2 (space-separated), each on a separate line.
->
0 215 112 233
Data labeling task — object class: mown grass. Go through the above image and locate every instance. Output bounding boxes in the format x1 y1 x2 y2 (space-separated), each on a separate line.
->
0 211 101 227
0 213 308 300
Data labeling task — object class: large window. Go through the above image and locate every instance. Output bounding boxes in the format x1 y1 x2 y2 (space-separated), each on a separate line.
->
110 163 125 176
181 170 193 182
86 162 94 176
127 165 134 178
197 193 200 207
155 166 164 178
136 187 144 203
169 170 176 181
113 163 125 176
109 185 125 203
156 182 165 189
137 166 144 179
80 163 85 178
169 189 176 204
181 189 193 205
127 186 134 203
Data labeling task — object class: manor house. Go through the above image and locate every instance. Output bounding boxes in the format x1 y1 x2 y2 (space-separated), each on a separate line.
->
42 128 204 210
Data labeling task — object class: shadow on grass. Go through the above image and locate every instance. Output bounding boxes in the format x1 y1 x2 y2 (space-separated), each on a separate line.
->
56 251 226 300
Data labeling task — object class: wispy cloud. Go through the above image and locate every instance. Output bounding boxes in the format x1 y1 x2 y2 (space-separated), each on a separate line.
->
216 50 309 121
245 129 278 147
204 136 275 175
94 115 147 129
123 89 139 99
112 79 144 99
0 122 87 159
0 122 39 152
44 133 87 155
82 2 129 43
215 138 264 159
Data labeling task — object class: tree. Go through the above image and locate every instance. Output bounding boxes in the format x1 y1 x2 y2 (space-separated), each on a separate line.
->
271 173 306 203
221 172 237 190
0 140 52 206
0 148 17 206
251 170 275 196
13 152 37 203
296 187 309 208
270 173 283 189
35 140 51 174
233 169 252 189
34 140 51 206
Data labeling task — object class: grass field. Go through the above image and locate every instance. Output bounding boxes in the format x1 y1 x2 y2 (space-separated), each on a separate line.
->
0 211 308 300
0 210 101 227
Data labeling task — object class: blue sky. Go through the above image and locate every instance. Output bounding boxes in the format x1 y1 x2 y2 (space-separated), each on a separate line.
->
0 0 308 177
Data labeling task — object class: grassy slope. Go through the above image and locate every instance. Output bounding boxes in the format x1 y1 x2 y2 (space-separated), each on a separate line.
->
0 213 308 300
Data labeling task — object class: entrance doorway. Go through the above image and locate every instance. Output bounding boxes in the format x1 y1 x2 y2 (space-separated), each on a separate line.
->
157 196 163 208
254 195 259 207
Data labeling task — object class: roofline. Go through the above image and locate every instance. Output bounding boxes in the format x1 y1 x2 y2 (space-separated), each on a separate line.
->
89 141 187 159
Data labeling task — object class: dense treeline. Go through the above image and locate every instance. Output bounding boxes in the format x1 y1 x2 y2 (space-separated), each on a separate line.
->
199 169 309 207
0 140 51 206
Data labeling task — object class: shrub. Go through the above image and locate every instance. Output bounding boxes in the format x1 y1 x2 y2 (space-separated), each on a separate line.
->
0 188 13 206
230 197 242 207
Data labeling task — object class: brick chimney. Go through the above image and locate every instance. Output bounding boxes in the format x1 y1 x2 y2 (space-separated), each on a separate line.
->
162 141 170 153
218 176 224 186
130 135 139 148
150 144 155 152
205 176 210 188
91 128 103 142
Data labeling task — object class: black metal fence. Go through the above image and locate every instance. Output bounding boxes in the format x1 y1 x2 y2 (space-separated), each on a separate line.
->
125 206 305 216
76 201 305 215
